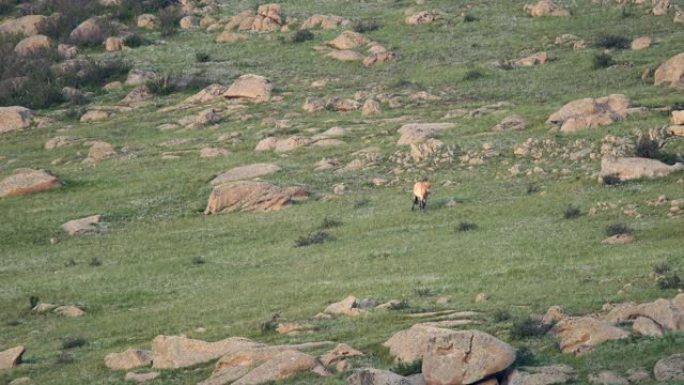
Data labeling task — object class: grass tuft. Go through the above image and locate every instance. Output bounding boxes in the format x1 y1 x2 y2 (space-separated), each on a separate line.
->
294 231 333 247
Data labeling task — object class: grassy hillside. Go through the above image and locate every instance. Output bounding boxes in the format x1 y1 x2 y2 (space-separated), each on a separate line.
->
1 0 684 384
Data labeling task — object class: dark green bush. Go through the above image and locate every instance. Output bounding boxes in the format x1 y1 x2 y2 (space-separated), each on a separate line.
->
605 223 632 236
510 317 552 340
294 231 333 247
391 360 422 376
563 205 581 219
158 6 180 37
291 29 314 43
592 52 614 69
195 52 211 63
353 20 380 33
457 222 478 232
596 34 630 49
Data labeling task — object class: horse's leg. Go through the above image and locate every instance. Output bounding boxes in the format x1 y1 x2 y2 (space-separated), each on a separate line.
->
412 196 418 211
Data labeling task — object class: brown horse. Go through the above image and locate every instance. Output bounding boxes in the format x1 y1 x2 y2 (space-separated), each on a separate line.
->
411 179 431 211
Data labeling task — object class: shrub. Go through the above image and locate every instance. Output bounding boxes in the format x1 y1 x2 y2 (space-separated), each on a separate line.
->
158 6 180 37
0 0 17 15
123 33 150 48
595 34 630 49
563 205 581 219
294 231 333 247
510 317 552 340
353 20 380 33
457 222 478 232
191 256 205 265
195 52 211 63
657 273 682 290
463 14 478 22
592 52 614 69
60 57 132 89
653 262 670 275
492 309 511 323
601 175 622 186
259 314 280 334
635 136 660 159
62 337 88 350
320 216 342 229
605 223 632 237
463 69 484 81
513 346 535 366
291 29 314 43
526 184 540 195
353 199 370 209
57 351 75 364
38 0 106 43
391 360 422 376
414 287 433 297
89 257 102 266
29 296 40 309
145 74 175 95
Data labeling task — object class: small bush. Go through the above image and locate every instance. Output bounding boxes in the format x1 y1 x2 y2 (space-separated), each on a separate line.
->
294 231 333 247
605 223 632 236
635 136 660 159
391 360 422 376
510 317 552 340
414 287 433 297
195 52 211 63
653 262 670 275
0 0 17 15
513 346 535 366
601 175 622 186
29 296 40 309
56 351 75 364
145 75 175 95
526 184 540 195
457 222 478 232
463 14 478 22
320 216 342 229
592 52 614 69
62 337 88 350
353 20 380 33
492 309 511 323
259 314 280 334
191 256 205 265
463 69 484 81
158 6 180 37
563 205 581 219
291 29 314 43
595 34 630 49
123 33 150 48
89 257 102 266
354 199 370 209
657 273 682 290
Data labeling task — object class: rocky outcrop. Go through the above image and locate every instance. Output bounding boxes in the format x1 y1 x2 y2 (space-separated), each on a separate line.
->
14 35 52 56
204 181 306 215
0 169 62 198
524 0 569 17
0 346 25 370
546 95 638 133
599 157 683 182
383 324 456 364
549 317 628 355
151 335 264 369
224 75 272 102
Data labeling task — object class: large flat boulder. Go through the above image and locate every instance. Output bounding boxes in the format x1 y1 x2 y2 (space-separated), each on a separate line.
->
383 324 456 364
223 75 272 102
62 215 103 236
0 106 33 134
0 15 47 36
232 350 322 385
204 181 306 215
505 365 575 385
104 349 152 370
547 95 635 133
0 346 25 370
151 335 264 369
397 123 456 145
654 353 684 382
599 156 683 182
655 52 684 89
422 330 516 385
210 164 281 185
549 317 628 355
347 369 411 385
0 169 62 198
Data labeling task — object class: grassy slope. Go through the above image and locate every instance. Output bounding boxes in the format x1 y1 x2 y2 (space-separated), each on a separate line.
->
2 0 684 384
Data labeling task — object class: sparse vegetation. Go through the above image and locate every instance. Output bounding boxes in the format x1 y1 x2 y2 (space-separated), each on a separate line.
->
320 216 342 229
294 231 333 247
89 257 102 266
510 317 552 340
291 29 314 43
195 52 211 63
145 74 175 95
592 52 614 69
61 337 88 350
353 19 380 33
391 360 422 376
605 223 632 237
563 205 582 219
595 34 630 49
456 222 478 232
492 309 511 323
413 287 433 297
191 256 205 265
463 69 484 81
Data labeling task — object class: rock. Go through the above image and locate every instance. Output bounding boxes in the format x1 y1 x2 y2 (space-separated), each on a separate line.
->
383 324 455 363
303 97 328 112
603 297 684 331
8 377 32 385
84 141 116 164
547 94 634 133
0 106 33 134
0 169 62 198
200 147 229 158
347 369 411 385
80 110 110 122
105 36 123 51
125 371 160 383
405 11 441 25
549 317 628 355
180 16 199 29
397 123 456 145
475 292 489 303
125 69 157 86
505 365 575 385
204 181 306 215
183 84 230 104
631 37 651 50
363 51 398 66
513 52 548 67
224 74 272 102
328 31 369 50
152 335 264 369
599 156 683 182
492 116 527 131
233 350 321 385
422 330 516 385
54 305 85 317
32 303 57 313
0 15 47 36
122 86 152 104
104 349 153 370
58 43 78 59
652 0 670 15
632 316 663 337
137 14 159 29
601 234 634 245
327 50 365 62
210 164 281 185
324 296 361 316
333 99 360 112
588 371 629 385
362 99 382 115
655 52 684 89
62 215 103 235
669 125 684 137
0 346 25 370
216 31 249 43
103 81 123 91
70 17 106 46
274 136 312 152
673 111 684 125
655 353 684 382
675 10 684 23
524 0 569 17
301 15 349 30
320 344 364 367
14 35 52 56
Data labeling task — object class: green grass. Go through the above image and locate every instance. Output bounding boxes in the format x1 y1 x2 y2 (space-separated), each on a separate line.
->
2 0 684 384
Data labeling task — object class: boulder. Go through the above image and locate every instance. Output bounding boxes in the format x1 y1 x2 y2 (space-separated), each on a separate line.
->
327 50 365 62
599 157 683 182
0 15 47 36
224 75 272 102
137 14 159 29
303 97 328 112
347 369 411 385
83 141 116 164
62 215 103 235
105 36 123 52
324 296 362 316
363 51 398 66
631 36 651 50
549 317 628 355
654 52 684 89
14 35 52 56
152 335 264 369
124 371 160 383
274 136 312 152
204 181 306 215
125 69 157 86
210 164 281 185
654 353 684 382
405 11 441 25
122 86 152 104
383 324 455 364
200 147 230 158
672 110 684 125
183 84 230 104
80 110 110 122
587 371 628 385
8 377 32 385
301 15 349 30
0 106 33 133
320 344 364 367
70 17 106 46
422 330 515 385
632 316 663 337
45 136 82 150
362 99 382 115
328 31 369 50
58 43 78 59
547 95 634 132
255 137 278 151
0 346 25 370
492 116 527 131
523 0 570 17
602 297 684 331
505 365 575 385
0 169 62 198
179 16 199 29
232 350 321 385
54 305 85 317
104 349 153 370
397 123 456 145
216 31 249 43
513 52 548 67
